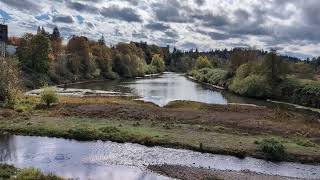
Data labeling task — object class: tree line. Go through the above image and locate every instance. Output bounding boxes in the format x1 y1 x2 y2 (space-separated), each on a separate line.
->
11 27 167 88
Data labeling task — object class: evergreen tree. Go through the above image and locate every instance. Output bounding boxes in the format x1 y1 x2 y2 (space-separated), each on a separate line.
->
98 34 105 45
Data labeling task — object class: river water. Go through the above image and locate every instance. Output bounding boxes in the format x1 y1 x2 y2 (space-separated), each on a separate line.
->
67 72 272 107
0 135 320 180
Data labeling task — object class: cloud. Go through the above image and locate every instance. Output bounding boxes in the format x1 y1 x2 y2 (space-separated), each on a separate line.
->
100 5 141 22
52 15 74 23
152 0 191 23
145 22 170 31
65 1 98 13
1 0 320 58
0 0 40 12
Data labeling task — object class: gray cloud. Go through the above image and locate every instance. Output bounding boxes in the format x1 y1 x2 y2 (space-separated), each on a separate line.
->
145 22 170 31
65 1 98 13
194 0 205 6
0 0 40 12
152 0 192 23
100 5 141 22
52 15 74 23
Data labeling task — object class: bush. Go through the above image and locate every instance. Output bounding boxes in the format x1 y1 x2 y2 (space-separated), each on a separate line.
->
10 168 63 180
256 138 286 161
188 68 228 86
276 79 320 108
229 75 271 98
40 86 59 107
151 54 165 73
0 164 17 179
145 65 158 74
0 57 22 107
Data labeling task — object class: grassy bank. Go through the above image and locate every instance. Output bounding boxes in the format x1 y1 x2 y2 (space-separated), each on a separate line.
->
1 96 320 164
0 164 63 180
188 68 320 109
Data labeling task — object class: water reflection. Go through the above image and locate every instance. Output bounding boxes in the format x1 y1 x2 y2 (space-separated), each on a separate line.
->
0 135 319 180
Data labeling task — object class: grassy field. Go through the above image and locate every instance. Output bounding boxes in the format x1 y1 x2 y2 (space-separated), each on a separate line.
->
0 164 63 180
0 96 319 164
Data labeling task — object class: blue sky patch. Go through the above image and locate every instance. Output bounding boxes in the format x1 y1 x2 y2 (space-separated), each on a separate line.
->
76 15 84 24
35 14 50 21
0 9 12 21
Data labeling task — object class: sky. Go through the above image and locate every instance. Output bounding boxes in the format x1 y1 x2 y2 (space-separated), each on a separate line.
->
0 0 320 59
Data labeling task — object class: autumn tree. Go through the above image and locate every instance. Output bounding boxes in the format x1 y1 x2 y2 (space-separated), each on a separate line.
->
0 57 21 107
50 27 63 58
66 36 95 78
91 42 115 79
195 56 211 69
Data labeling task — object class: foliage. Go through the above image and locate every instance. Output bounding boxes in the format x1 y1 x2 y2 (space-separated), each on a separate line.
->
40 86 59 107
230 74 271 98
276 79 320 108
188 68 228 86
261 51 289 85
290 62 314 79
195 56 212 69
228 48 258 73
10 168 63 180
112 43 147 78
0 164 17 179
0 57 21 107
256 138 286 161
66 36 95 79
145 65 158 74
151 54 165 73
91 43 116 79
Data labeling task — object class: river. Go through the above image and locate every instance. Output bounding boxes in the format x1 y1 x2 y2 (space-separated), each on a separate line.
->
67 72 274 107
0 135 320 180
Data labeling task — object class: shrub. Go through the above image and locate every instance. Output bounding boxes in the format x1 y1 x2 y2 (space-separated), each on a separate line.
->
229 75 271 98
151 54 165 73
0 164 17 179
40 86 59 107
276 79 320 108
256 138 286 161
188 68 228 86
10 168 64 180
0 57 22 107
145 65 158 74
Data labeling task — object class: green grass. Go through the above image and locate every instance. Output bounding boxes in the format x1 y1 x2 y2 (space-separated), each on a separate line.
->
1 115 319 163
0 165 63 180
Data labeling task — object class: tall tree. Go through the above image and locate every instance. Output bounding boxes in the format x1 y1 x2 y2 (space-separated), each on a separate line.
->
261 50 288 85
50 27 63 58
66 36 93 77
98 34 105 45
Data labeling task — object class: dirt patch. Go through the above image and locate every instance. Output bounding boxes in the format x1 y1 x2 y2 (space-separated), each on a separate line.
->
53 101 320 138
148 165 303 180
